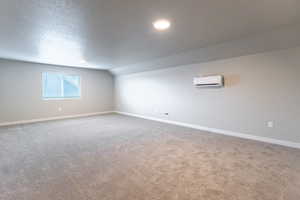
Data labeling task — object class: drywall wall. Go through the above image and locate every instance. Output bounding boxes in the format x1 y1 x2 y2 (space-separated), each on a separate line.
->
115 47 300 143
0 59 114 123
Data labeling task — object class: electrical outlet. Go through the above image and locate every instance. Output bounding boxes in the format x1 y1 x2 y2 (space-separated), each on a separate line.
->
58 107 62 112
267 121 274 128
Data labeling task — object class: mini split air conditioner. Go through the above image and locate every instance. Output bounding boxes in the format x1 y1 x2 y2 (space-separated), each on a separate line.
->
193 75 224 87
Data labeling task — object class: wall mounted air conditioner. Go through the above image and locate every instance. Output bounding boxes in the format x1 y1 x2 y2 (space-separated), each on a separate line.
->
193 75 224 87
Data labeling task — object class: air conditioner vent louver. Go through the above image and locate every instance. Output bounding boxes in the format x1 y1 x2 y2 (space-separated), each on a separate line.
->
193 75 224 87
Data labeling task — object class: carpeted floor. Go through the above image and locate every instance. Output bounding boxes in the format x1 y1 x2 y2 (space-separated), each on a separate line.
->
0 114 299 200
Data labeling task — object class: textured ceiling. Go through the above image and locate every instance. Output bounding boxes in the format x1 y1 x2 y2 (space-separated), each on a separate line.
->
1 0 300 73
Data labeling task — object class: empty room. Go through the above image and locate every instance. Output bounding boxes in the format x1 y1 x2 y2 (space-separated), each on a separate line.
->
0 0 300 199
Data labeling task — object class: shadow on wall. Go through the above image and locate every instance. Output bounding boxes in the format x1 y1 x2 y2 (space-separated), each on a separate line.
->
225 74 240 88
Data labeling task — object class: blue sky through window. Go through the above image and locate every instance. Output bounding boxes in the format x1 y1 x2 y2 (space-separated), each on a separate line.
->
43 72 80 99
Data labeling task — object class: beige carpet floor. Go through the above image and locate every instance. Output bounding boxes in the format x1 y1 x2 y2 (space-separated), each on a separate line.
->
0 114 299 200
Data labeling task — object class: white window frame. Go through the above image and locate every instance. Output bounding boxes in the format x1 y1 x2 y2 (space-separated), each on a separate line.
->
42 72 82 100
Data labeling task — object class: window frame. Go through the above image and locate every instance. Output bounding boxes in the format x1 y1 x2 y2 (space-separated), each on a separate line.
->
42 72 82 100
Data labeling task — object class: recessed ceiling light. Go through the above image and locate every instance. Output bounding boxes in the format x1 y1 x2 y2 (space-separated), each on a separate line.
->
153 19 171 31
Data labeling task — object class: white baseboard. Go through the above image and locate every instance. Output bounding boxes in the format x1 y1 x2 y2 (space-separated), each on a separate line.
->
0 111 114 127
116 111 300 149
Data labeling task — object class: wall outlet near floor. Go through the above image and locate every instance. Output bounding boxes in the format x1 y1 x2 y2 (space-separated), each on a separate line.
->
267 121 274 128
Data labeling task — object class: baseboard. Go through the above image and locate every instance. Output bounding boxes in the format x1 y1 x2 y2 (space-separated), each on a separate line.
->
0 111 114 127
116 111 300 149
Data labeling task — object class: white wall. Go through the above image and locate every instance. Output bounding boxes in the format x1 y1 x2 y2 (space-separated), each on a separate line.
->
115 47 300 143
0 59 114 123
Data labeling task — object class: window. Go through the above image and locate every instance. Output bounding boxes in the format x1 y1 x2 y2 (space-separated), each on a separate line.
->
42 72 81 99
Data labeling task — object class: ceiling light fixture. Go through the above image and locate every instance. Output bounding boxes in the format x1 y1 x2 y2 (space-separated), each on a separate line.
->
153 19 171 31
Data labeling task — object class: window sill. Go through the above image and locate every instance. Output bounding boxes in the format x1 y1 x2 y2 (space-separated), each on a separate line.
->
43 97 81 101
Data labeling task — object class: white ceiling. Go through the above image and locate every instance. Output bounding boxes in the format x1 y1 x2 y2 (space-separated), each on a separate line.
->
1 0 300 74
